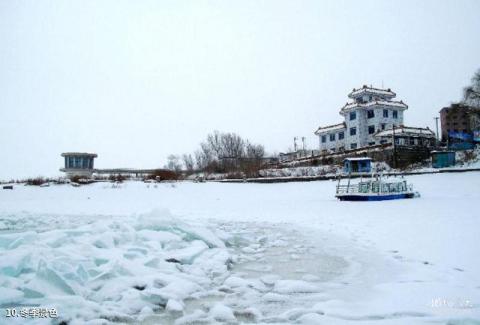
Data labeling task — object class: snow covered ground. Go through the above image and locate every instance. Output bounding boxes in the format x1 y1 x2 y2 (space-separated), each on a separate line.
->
1 172 479 324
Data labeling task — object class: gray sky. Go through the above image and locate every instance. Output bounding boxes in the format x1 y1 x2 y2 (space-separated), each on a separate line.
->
1 0 479 180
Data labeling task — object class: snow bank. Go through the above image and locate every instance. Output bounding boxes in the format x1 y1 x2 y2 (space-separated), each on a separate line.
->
259 165 340 178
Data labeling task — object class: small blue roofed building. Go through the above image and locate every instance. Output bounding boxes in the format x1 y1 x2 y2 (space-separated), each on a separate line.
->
343 157 372 174
431 151 456 168
60 152 97 179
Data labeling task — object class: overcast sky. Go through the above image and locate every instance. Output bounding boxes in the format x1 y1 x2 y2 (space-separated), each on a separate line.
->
1 0 479 180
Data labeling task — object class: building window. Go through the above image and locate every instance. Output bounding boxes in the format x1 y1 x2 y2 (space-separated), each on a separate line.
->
383 109 388 118
338 131 344 140
380 139 388 144
368 141 376 146
381 123 386 130
393 110 398 119
367 110 374 118
368 125 376 134
350 111 356 120
330 133 335 141
321 135 326 143
350 143 357 149
350 127 357 136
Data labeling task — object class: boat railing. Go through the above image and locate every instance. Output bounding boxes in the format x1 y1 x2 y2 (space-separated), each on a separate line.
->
336 184 360 194
336 181 412 195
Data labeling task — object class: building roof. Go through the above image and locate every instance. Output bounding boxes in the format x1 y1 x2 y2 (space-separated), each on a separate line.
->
344 157 372 161
348 85 396 99
374 126 435 138
340 100 408 113
439 103 480 113
314 122 346 135
431 151 455 154
61 152 98 157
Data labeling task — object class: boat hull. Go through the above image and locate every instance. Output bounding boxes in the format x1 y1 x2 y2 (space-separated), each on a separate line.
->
336 192 415 201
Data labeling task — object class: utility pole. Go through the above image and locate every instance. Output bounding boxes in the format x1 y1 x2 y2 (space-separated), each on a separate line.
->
392 124 396 169
434 116 439 146
301 137 306 151
293 137 298 152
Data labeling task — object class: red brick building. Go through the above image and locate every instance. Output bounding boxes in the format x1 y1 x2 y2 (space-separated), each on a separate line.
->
439 103 480 142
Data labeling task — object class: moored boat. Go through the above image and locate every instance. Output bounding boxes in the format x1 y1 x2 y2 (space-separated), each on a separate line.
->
335 174 420 201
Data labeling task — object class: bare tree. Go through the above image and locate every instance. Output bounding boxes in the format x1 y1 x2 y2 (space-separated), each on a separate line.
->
195 149 212 172
206 131 223 158
191 131 267 174
464 69 480 108
221 132 245 158
246 142 265 159
166 154 182 172
182 154 195 173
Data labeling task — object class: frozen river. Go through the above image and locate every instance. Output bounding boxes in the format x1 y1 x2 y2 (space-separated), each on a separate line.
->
1 172 479 324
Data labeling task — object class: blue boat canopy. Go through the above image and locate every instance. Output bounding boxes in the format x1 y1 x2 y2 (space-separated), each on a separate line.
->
343 157 372 174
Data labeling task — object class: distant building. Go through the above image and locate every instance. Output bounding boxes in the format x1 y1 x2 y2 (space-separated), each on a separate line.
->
315 85 408 152
439 103 480 142
60 152 172 179
374 126 436 147
60 152 97 178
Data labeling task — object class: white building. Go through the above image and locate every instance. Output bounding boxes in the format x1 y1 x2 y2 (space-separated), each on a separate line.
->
60 152 97 178
314 85 408 152
374 126 436 146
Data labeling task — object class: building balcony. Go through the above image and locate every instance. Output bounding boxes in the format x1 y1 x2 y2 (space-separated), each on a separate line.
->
340 100 408 114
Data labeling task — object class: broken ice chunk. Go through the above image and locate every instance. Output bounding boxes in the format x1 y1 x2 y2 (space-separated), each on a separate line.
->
0 288 24 304
209 303 236 322
29 260 76 295
167 240 209 264
166 299 184 313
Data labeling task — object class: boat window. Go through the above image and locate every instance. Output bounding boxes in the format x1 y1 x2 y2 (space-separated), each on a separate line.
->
359 183 369 193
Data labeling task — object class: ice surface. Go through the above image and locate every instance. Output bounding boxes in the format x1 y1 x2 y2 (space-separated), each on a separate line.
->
1 173 479 324
273 279 321 294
